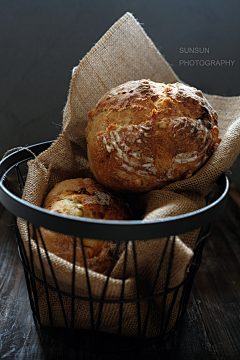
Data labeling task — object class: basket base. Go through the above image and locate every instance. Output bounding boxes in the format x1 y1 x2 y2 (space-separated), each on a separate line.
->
33 314 184 358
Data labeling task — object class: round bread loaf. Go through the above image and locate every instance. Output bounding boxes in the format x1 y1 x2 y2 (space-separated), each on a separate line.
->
85 80 221 193
39 178 131 274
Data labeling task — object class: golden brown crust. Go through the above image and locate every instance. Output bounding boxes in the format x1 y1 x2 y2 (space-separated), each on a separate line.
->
39 178 131 274
43 177 130 220
86 80 221 193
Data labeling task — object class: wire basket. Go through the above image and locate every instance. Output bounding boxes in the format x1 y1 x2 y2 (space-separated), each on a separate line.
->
0 141 229 355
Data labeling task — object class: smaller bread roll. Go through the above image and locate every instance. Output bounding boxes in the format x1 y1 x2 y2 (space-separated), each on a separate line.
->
38 178 131 274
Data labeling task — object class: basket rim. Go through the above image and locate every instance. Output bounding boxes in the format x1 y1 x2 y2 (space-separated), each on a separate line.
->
0 141 229 240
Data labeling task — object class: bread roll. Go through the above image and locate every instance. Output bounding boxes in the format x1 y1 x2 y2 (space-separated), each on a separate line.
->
86 80 221 193
38 178 131 274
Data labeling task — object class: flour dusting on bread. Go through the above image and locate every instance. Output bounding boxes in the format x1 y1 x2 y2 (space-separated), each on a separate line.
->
85 80 221 192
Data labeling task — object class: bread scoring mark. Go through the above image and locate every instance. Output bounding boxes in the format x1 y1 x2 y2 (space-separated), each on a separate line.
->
120 141 130 152
173 151 198 164
103 136 114 153
201 126 208 143
108 128 137 165
110 131 122 158
102 124 157 176
113 130 121 142
136 170 149 176
174 120 181 128
173 117 209 144
139 123 152 138
130 151 141 159
166 168 175 179
141 125 152 130
145 157 154 163
149 167 157 175
167 82 217 123
122 163 134 172
142 161 157 174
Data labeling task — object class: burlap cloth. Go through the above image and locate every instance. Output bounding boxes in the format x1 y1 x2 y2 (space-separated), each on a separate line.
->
17 13 240 338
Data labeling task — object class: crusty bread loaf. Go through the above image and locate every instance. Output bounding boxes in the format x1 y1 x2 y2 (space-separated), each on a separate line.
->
38 178 131 274
85 80 221 193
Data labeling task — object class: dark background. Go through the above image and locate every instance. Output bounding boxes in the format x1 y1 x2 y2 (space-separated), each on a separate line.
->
1 0 239 182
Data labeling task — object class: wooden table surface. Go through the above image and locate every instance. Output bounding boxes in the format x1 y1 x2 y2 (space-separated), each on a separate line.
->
0 181 240 360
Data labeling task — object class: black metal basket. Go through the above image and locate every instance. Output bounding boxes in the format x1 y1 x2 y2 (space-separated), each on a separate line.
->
0 141 229 355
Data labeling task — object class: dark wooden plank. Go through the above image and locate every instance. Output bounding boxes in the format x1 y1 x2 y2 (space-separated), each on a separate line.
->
162 293 215 360
0 205 45 360
192 218 240 360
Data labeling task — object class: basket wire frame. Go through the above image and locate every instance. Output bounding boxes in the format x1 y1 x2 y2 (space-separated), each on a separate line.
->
1 150 223 354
